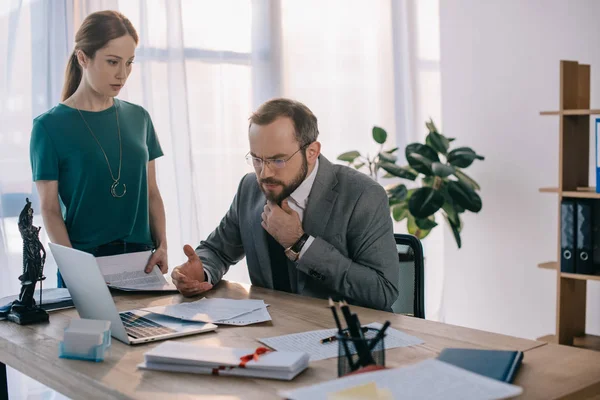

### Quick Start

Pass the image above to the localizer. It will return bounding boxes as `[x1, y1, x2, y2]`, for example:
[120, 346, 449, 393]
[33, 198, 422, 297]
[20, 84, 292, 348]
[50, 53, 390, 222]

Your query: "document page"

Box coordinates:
[259, 322, 424, 361]
[97, 251, 176, 291]
[280, 358, 523, 400]
[140, 298, 264, 323]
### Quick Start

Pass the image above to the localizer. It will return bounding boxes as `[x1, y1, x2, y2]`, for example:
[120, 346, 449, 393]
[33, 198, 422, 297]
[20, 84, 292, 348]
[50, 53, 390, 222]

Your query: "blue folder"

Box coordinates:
[437, 348, 523, 383]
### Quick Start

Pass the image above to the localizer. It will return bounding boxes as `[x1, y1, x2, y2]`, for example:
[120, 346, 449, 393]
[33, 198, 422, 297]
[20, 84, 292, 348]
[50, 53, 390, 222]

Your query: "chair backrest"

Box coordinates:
[391, 233, 425, 318]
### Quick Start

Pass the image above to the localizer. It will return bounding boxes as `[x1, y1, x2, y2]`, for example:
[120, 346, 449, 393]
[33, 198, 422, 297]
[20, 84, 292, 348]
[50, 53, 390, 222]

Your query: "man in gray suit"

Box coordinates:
[171, 99, 399, 310]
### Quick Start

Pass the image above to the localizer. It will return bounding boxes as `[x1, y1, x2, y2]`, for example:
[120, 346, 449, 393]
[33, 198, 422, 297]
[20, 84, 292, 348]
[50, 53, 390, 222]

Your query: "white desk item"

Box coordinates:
[97, 251, 177, 292]
[259, 322, 424, 361]
[59, 318, 111, 362]
[140, 298, 266, 323]
[280, 358, 523, 400]
[138, 341, 309, 380]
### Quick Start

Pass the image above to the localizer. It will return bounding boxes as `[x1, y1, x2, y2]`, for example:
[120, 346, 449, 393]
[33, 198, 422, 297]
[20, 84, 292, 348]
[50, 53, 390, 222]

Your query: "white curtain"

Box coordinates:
[1, 0, 442, 396]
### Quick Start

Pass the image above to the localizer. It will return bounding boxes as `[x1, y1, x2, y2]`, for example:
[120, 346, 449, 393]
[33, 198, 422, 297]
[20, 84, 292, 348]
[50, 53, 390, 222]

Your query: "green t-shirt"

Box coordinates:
[29, 99, 163, 251]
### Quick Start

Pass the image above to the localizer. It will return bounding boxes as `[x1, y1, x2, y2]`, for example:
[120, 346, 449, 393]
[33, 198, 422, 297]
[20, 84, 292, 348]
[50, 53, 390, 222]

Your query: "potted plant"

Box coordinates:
[337, 120, 484, 248]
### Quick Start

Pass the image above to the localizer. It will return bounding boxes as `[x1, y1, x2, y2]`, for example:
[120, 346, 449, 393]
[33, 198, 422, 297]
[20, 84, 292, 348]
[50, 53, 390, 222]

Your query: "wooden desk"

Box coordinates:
[0, 281, 599, 399]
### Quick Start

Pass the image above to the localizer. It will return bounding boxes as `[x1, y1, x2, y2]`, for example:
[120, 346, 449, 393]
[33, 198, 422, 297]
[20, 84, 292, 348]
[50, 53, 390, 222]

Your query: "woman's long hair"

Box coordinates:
[61, 10, 139, 101]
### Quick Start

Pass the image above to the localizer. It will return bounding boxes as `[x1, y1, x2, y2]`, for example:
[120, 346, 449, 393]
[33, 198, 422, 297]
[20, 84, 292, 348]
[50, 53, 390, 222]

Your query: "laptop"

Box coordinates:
[49, 243, 218, 345]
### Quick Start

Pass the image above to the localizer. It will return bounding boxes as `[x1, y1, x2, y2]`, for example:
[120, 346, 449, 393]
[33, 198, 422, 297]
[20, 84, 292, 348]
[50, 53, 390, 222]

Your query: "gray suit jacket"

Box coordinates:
[197, 155, 400, 311]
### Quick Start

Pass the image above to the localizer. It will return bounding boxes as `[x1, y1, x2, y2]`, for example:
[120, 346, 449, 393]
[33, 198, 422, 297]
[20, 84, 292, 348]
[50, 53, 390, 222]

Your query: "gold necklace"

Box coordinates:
[75, 99, 126, 198]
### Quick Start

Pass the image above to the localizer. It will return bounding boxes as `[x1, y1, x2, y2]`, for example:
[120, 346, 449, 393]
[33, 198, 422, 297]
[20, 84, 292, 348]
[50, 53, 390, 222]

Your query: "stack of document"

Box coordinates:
[138, 341, 309, 380]
[97, 251, 177, 292]
[140, 298, 272, 325]
[279, 358, 523, 399]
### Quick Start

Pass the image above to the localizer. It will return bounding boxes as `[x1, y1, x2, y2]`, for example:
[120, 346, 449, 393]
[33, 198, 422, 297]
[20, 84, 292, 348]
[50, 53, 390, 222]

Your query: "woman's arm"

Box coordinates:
[35, 180, 72, 247]
[146, 160, 168, 273]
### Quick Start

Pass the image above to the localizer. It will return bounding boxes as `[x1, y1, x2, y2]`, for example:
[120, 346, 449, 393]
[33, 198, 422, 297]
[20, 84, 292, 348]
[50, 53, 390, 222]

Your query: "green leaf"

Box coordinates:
[447, 147, 485, 168]
[337, 151, 361, 163]
[378, 152, 397, 163]
[354, 162, 365, 170]
[408, 186, 445, 218]
[453, 168, 480, 190]
[426, 130, 450, 155]
[379, 162, 418, 181]
[431, 162, 455, 178]
[446, 180, 482, 212]
[407, 213, 432, 240]
[447, 138, 456, 142]
[385, 147, 399, 153]
[372, 126, 387, 144]
[425, 118, 438, 133]
[382, 173, 395, 179]
[443, 213, 462, 248]
[406, 143, 439, 175]
[392, 203, 409, 222]
[416, 214, 438, 230]
[422, 176, 435, 187]
[442, 201, 460, 226]
[386, 183, 408, 201]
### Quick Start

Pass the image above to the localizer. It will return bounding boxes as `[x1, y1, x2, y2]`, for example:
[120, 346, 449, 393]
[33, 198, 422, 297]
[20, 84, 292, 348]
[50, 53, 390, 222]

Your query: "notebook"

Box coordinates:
[437, 348, 524, 383]
[138, 341, 310, 381]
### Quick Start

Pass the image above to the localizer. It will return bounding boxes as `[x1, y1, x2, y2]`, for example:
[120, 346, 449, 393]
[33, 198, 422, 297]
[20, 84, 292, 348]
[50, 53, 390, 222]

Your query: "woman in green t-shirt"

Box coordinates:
[30, 10, 168, 287]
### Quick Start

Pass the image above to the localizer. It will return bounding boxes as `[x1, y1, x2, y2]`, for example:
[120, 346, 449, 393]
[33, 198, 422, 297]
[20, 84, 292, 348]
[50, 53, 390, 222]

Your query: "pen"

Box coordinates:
[368, 320, 391, 351]
[320, 327, 368, 344]
[328, 298, 354, 369]
[340, 300, 375, 367]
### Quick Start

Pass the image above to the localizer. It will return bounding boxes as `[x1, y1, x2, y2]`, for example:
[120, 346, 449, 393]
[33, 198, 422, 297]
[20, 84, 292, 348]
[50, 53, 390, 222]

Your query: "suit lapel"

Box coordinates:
[297, 156, 338, 293]
[303, 155, 339, 238]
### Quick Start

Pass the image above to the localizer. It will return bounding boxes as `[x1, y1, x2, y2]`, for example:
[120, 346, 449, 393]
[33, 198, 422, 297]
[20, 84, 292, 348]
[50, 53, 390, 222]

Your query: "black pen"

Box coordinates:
[320, 327, 368, 344]
[340, 300, 375, 367]
[368, 320, 391, 351]
[328, 298, 354, 368]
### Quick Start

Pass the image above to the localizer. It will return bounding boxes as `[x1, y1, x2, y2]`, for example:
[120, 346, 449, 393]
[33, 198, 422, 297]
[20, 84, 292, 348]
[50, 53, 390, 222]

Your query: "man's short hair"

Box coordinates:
[249, 98, 319, 146]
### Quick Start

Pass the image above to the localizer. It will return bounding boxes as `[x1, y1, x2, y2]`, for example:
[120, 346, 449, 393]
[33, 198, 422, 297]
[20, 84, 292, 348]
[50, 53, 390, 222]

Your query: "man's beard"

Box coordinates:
[259, 152, 308, 205]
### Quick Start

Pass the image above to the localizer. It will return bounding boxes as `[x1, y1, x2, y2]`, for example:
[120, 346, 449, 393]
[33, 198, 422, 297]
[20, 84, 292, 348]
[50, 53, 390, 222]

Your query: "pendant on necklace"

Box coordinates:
[111, 181, 126, 198]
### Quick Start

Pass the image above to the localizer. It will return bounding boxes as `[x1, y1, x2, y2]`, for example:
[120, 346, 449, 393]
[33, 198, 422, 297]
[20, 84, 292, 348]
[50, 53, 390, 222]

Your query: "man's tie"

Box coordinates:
[266, 233, 292, 292]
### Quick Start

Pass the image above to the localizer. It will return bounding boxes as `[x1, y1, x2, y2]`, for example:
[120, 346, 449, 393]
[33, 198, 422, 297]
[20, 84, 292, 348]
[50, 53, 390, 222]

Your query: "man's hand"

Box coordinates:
[261, 199, 304, 248]
[145, 246, 168, 274]
[171, 244, 213, 297]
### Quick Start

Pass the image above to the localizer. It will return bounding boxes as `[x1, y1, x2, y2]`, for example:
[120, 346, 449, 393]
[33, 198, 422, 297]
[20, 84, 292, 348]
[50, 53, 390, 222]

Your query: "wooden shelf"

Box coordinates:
[561, 272, 600, 282]
[538, 262, 557, 270]
[540, 109, 600, 116]
[537, 334, 600, 351]
[539, 187, 600, 199]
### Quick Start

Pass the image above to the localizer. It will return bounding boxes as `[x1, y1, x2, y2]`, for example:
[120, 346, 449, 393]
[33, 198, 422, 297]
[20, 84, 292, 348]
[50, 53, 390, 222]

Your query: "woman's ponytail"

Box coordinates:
[61, 51, 82, 101]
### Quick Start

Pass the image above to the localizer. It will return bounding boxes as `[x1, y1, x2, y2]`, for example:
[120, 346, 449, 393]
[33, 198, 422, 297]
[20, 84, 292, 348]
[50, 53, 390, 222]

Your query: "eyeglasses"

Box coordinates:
[245, 144, 309, 170]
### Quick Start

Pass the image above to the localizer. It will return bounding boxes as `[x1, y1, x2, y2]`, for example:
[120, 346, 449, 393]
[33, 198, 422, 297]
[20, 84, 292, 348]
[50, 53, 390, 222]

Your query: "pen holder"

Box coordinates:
[337, 327, 385, 377]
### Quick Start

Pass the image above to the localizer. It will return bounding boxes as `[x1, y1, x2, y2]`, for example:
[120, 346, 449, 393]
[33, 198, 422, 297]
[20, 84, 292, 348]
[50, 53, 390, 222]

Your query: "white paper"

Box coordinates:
[215, 305, 272, 326]
[140, 298, 264, 323]
[96, 251, 176, 291]
[259, 322, 424, 362]
[280, 358, 523, 400]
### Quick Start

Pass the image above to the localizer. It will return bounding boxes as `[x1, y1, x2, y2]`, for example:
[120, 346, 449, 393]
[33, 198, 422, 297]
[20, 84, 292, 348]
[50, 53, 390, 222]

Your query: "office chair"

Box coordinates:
[391, 233, 425, 319]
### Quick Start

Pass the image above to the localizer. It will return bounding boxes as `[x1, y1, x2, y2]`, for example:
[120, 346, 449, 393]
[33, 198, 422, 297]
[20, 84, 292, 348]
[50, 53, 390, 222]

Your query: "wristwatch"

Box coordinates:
[284, 233, 310, 262]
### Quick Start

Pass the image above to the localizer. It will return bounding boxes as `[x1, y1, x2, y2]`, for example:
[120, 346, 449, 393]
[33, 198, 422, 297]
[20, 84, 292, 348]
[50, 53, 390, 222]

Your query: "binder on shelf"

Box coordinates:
[576, 200, 595, 275]
[560, 199, 575, 273]
[596, 118, 600, 193]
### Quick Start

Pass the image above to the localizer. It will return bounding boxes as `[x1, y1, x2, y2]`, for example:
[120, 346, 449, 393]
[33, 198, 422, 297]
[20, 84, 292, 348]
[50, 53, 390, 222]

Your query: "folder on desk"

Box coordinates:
[138, 341, 309, 381]
[437, 348, 523, 383]
[576, 200, 595, 274]
[561, 199, 576, 273]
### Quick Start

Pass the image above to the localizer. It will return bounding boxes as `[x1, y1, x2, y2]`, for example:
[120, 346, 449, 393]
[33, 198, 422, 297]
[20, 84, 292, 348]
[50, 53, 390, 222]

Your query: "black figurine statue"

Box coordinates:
[6, 198, 49, 325]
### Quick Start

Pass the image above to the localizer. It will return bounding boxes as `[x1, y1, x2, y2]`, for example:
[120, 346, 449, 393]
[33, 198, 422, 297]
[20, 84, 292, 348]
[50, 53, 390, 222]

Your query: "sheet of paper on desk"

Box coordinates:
[140, 298, 265, 323]
[214, 303, 272, 325]
[96, 251, 177, 291]
[259, 322, 424, 362]
[279, 358, 523, 400]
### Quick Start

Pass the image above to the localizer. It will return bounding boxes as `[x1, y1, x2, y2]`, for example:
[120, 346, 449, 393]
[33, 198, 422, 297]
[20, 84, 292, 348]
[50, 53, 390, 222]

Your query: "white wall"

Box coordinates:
[439, 0, 600, 340]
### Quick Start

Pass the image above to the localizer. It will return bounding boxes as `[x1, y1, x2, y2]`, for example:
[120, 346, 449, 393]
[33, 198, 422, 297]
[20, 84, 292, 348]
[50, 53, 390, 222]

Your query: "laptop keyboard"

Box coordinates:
[119, 311, 177, 339]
